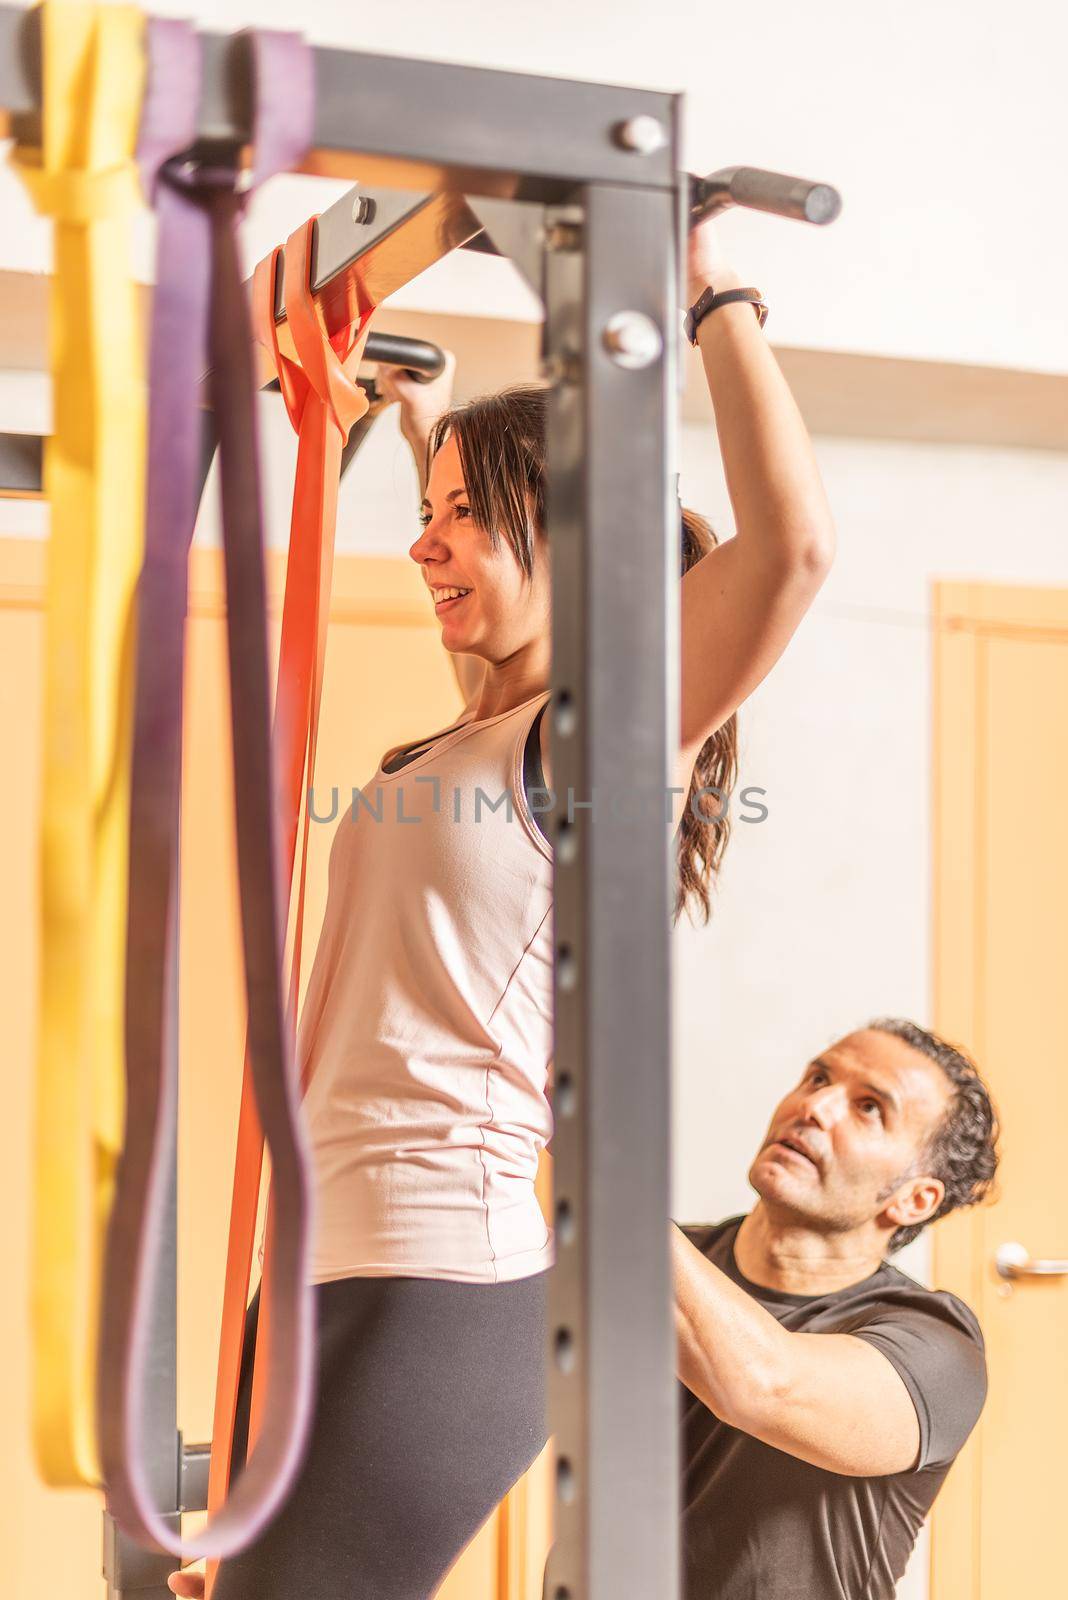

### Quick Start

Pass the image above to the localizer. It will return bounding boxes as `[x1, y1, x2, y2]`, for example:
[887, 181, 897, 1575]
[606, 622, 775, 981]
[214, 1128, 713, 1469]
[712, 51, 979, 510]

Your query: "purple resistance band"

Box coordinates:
[96, 20, 319, 1560]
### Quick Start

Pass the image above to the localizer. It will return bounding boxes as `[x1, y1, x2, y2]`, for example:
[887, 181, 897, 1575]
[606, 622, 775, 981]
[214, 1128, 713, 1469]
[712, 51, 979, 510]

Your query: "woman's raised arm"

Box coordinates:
[676, 221, 836, 799]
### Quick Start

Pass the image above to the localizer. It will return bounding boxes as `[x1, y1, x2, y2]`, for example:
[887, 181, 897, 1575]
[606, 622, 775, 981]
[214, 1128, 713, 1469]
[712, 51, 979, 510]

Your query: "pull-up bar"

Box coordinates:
[258, 164, 840, 349]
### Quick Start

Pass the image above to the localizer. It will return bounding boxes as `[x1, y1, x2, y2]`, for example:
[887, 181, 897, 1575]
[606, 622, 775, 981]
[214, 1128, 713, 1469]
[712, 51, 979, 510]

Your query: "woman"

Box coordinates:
[170, 217, 835, 1598]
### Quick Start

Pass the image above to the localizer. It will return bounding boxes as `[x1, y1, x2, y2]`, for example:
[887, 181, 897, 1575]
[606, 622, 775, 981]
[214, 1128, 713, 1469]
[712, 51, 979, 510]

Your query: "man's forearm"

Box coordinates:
[671, 1223, 791, 1428]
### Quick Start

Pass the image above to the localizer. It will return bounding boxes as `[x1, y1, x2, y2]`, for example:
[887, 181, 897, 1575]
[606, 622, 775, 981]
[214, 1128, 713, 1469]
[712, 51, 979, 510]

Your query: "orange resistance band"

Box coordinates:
[204, 216, 373, 1598]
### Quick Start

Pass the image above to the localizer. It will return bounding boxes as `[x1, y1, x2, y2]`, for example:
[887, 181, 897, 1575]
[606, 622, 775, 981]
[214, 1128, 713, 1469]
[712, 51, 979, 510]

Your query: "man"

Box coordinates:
[673, 1017, 999, 1600]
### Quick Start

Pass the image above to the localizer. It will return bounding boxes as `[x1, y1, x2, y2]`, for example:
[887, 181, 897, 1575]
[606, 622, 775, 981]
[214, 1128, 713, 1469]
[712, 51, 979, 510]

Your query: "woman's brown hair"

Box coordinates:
[676, 507, 738, 925]
[428, 385, 738, 926]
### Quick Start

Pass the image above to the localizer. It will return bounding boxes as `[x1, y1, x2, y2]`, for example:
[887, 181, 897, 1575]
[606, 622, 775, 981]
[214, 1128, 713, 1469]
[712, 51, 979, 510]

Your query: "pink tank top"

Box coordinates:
[296, 691, 555, 1285]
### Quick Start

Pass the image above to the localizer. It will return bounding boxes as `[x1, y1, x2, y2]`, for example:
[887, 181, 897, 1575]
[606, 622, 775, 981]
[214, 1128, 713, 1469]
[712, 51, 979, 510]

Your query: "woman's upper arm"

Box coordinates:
[679, 533, 829, 757]
[538, 531, 828, 812]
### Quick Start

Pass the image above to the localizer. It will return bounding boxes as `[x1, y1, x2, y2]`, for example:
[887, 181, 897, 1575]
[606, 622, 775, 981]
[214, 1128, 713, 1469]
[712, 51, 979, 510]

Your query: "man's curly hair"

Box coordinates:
[867, 1018, 1000, 1253]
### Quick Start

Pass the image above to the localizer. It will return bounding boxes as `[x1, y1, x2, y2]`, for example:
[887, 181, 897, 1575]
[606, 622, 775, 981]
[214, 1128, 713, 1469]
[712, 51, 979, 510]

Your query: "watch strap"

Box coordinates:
[684, 285, 768, 344]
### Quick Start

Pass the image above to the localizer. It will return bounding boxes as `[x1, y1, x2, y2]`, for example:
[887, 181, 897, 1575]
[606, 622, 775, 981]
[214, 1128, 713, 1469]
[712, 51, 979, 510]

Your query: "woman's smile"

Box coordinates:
[432, 587, 472, 614]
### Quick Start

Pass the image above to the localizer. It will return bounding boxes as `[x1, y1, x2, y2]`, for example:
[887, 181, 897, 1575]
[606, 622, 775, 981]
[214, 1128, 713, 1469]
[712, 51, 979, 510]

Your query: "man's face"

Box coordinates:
[748, 1030, 953, 1240]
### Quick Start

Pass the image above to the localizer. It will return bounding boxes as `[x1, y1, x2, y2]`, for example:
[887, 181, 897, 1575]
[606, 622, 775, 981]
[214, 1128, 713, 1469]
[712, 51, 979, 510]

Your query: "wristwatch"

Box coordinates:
[683, 285, 768, 346]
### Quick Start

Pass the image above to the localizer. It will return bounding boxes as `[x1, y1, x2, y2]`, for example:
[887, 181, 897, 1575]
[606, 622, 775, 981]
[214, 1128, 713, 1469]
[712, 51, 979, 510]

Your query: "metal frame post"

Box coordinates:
[543, 172, 681, 1599]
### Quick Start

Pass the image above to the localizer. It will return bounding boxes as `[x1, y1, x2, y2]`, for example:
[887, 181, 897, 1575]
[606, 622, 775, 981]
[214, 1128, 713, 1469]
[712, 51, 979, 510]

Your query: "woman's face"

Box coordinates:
[409, 432, 550, 662]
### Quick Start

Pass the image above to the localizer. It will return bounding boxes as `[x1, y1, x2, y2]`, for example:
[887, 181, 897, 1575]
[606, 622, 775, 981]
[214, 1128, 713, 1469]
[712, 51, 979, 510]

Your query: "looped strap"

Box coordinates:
[254, 219, 373, 439]
[96, 18, 319, 1564]
[11, 0, 147, 1490]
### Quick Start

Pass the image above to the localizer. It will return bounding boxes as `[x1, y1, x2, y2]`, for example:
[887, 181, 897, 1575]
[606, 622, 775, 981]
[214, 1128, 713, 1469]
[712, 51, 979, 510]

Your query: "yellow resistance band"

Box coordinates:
[11, 1, 146, 1487]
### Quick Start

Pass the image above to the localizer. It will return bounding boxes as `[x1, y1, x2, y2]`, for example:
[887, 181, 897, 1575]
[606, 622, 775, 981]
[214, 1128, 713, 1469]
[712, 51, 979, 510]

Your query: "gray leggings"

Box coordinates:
[212, 1271, 549, 1600]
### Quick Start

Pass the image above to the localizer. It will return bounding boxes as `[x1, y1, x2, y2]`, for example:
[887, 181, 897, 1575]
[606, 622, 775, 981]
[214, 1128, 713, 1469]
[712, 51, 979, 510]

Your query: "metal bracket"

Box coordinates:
[464, 194, 548, 306]
[103, 1511, 183, 1599]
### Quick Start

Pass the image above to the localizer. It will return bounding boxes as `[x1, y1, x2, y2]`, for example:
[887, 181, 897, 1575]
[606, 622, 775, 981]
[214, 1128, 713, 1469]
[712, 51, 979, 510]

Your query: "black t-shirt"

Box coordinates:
[679, 1217, 987, 1600]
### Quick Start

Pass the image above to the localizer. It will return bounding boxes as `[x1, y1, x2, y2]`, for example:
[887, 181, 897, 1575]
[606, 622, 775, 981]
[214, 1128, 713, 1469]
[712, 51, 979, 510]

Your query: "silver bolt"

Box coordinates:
[351, 193, 377, 226]
[614, 114, 668, 155]
[602, 311, 664, 370]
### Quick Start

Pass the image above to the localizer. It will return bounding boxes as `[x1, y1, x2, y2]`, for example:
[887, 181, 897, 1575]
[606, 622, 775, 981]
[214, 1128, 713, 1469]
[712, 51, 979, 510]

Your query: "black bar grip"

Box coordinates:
[690, 166, 842, 227]
[364, 332, 446, 384]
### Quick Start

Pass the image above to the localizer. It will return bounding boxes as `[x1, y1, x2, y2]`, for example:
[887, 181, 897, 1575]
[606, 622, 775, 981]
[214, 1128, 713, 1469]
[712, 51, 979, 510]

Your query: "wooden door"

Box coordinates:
[932, 580, 1068, 1599]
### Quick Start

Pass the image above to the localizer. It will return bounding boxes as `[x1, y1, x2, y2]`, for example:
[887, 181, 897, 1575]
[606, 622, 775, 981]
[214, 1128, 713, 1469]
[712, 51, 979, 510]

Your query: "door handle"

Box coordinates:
[995, 1241, 1068, 1280]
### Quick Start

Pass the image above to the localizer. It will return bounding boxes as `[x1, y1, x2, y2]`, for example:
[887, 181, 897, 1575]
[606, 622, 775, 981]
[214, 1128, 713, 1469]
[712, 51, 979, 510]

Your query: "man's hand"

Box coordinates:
[167, 1567, 205, 1598]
